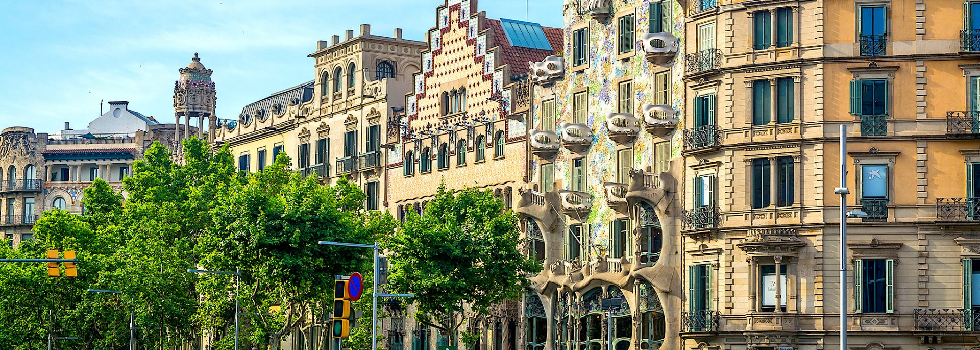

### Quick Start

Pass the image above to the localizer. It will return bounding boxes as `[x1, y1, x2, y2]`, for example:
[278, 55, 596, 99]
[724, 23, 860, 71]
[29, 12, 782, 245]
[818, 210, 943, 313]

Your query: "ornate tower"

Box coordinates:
[173, 53, 217, 151]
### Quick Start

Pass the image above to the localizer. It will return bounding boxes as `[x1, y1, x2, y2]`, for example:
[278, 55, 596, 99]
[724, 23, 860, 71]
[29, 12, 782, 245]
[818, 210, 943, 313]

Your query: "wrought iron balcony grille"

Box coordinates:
[2, 179, 43, 192]
[4, 215, 14, 225]
[860, 115, 887, 136]
[359, 151, 382, 169]
[681, 310, 719, 332]
[861, 198, 888, 222]
[860, 34, 887, 56]
[689, 0, 718, 14]
[937, 198, 980, 221]
[685, 49, 722, 74]
[684, 205, 718, 230]
[913, 308, 980, 332]
[22, 214, 37, 225]
[684, 125, 720, 150]
[962, 30, 980, 52]
[336, 156, 358, 174]
[947, 111, 980, 136]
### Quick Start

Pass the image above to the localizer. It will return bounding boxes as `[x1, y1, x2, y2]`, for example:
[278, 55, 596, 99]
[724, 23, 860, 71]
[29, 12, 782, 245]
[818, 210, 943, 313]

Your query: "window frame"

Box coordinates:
[759, 264, 788, 312]
[572, 27, 589, 68]
[573, 91, 588, 124]
[618, 80, 633, 114]
[752, 80, 772, 125]
[752, 10, 772, 50]
[618, 13, 635, 55]
[541, 99, 556, 131]
[854, 258, 895, 314]
[751, 158, 771, 209]
[571, 157, 587, 192]
[494, 131, 505, 159]
[776, 7, 794, 48]
[540, 163, 554, 193]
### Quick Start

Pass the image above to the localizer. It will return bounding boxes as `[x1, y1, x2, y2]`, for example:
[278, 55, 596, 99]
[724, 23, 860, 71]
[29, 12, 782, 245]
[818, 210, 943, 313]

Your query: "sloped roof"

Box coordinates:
[240, 81, 315, 119]
[486, 18, 563, 78]
[129, 109, 160, 126]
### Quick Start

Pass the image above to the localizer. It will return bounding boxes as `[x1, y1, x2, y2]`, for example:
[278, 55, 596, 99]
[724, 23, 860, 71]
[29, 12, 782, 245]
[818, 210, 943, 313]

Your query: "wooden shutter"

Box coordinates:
[885, 259, 894, 313]
[970, 163, 977, 199]
[850, 80, 863, 115]
[883, 80, 890, 115]
[966, 259, 974, 320]
[973, 76, 980, 112]
[694, 176, 704, 207]
[707, 94, 717, 125]
[706, 265, 714, 311]
[689, 265, 697, 312]
[609, 221, 618, 258]
[706, 175, 716, 206]
[854, 259, 863, 313]
[649, 2, 663, 32]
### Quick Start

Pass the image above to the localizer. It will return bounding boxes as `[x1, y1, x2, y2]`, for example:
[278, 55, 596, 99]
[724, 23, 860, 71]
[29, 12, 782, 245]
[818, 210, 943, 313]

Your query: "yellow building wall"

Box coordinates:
[924, 0, 970, 41]
[925, 60, 972, 118]
[821, 141, 918, 206]
[824, 0, 917, 44]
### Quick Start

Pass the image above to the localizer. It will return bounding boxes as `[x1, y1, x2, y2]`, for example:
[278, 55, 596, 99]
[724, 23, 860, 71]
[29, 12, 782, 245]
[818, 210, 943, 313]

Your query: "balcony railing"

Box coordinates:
[937, 197, 980, 221]
[685, 49, 722, 74]
[2, 214, 38, 226]
[1, 179, 43, 192]
[684, 125, 719, 151]
[861, 198, 888, 222]
[947, 111, 980, 136]
[359, 151, 382, 170]
[913, 308, 980, 332]
[336, 156, 358, 174]
[684, 205, 718, 230]
[689, 0, 718, 14]
[860, 115, 887, 136]
[962, 30, 980, 52]
[300, 164, 330, 178]
[860, 34, 887, 56]
[681, 310, 719, 332]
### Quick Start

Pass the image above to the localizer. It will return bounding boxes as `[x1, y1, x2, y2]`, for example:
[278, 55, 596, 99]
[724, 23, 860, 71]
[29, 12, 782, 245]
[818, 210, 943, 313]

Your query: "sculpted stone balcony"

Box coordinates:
[606, 113, 640, 144]
[528, 55, 563, 85]
[578, 0, 611, 22]
[642, 104, 679, 138]
[641, 32, 679, 64]
[559, 123, 592, 153]
[625, 168, 663, 207]
[603, 182, 628, 209]
[558, 190, 592, 217]
[515, 187, 559, 232]
[528, 130, 560, 158]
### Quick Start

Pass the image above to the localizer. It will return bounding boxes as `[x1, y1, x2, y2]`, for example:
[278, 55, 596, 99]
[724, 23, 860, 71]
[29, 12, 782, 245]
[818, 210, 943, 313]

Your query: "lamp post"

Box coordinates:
[834, 125, 868, 350]
[188, 268, 240, 350]
[86, 289, 133, 350]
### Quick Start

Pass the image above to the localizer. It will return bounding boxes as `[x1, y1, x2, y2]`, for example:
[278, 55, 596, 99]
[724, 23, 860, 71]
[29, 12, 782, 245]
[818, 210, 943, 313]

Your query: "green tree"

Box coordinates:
[381, 185, 540, 348]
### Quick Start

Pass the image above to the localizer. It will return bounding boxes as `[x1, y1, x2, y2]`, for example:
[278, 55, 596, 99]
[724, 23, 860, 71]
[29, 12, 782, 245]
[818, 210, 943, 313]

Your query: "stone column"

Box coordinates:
[175, 115, 182, 148]
[769, 79, 777, 125]
[774, 255, 783, 313]
[748, 257, 757, 312]
[770, 157, 778, 207]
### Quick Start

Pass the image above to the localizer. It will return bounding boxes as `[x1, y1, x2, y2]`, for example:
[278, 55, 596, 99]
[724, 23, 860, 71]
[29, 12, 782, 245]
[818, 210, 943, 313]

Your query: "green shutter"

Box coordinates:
[694, 176, 703, 208]
[609, 221, 617, 258]
[707, 175, 715, 205]
[689, 265, 697, 312]
[854, 259, 863, 313]
[850, 80, 863, 115]
[883, 80, 890, 115]
[885, 259, 894, 313]
[706, 265, 714, 311]
[970, 163, 976, 199]
[965, 259, 974, 316]
[973, 76, 980, 112]
[707, 94, 716, 125]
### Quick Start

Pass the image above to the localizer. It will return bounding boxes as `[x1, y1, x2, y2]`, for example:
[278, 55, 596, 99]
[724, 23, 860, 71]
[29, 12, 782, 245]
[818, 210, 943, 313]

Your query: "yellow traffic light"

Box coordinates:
[333, 299, 352, 318]
[63, 251, 77, 278]
[331, 319, 350, 338]
[46, 250, 60, 277]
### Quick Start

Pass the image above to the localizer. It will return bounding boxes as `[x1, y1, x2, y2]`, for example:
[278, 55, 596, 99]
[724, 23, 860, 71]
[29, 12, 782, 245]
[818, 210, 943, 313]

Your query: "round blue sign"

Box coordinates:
[348, 272, 364, 301]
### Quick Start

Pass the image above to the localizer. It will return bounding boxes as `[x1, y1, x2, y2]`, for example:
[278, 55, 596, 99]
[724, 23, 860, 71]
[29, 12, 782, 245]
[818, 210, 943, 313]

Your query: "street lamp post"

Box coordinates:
[834, 125, 868, 350]
[188, 269, 240, 350]
[86, 289, 133, 350]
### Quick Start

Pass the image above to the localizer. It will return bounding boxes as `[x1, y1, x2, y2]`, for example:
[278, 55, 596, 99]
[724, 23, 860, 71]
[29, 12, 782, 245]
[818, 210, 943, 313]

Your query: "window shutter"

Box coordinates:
[694, 96, 704, 126]
[650, 2, 663, 32]
[609, 221, 618, 258]
[885, 259, 894, 313]
[883, 80, 890, 115]
[854, 259, 863, 313]
[707, 94, 716, 125]
[694, 176, 704, 207]
[706, 265, 714, 311]
[850, 80, 863, 115]
[965, 259, 974, 322]
[707, 175, 716, 206]
[973, 77, 980, 112]
[689, 265, 697, 312]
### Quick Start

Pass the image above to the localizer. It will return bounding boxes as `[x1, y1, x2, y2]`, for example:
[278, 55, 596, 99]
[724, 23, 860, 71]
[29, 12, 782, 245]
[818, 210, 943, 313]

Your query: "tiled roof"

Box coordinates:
[129, 109, 160, 126]
[486, 19, 563, 78]
[239, 81, 315, 119]
[42, 148, 136, 154]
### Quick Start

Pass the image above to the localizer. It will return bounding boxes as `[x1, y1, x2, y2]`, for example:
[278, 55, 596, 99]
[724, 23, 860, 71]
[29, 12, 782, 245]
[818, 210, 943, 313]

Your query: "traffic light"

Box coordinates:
[332, 277, 352, 338]
[63, 251, 77, 278]
[46, 250, 60, 277]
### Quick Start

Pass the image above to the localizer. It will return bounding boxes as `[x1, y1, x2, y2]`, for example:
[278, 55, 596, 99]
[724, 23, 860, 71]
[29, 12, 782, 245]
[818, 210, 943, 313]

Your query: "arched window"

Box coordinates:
[7, 166, 15, 188]
[320, 71, 329, 96]
[578, 288, 603, 349]
[437, 143, 449, 170]
[459, 88, 466, 111]
[420, 148, 432, 173]
[475, 136, 486, 162]
[376, 61, 396, 80]
[526, 219, 544, 263]
[347, 63, 357, 88]
[494, 131, 505, 158]
[403, 151, 415, 176]
[450, 89, 459, 114]
[456, 140, 467, 166]
[524, 293, 547, 350]
[639, 281, 666, 349]
[52, 197, 66, 211]
[24, 165, 36, 190]
[608, 287, 632, 350]
[333, 67, 343, 93]
[637, 202, 663, 267]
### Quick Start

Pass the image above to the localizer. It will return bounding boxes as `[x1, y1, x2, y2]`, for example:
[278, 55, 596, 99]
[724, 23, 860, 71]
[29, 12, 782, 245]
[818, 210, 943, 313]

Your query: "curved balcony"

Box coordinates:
[558, 190, 592, 216]
[529, 55, 564, 85]
[642, 104, 678, 138]
[603, 182, 628, 208]
[515, 187, 560, 232]
[559, 123, 592, 153]
[606, 113, 640, 144]
[581, 0, 612, 22]
[640, 32, 679, 64]
[528, 130, 560, 158]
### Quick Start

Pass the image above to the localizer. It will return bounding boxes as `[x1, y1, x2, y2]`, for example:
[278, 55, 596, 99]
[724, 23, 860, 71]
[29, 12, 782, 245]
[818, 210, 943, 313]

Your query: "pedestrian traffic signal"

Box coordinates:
[63, 251, 77, 278]
[46, 250, 60, 277]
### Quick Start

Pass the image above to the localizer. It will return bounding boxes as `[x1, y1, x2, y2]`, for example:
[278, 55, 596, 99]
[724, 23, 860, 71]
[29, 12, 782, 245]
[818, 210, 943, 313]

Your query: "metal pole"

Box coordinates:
[235, 268, 240, 350]
[372, 244, 379, 350]
[606, 311, 612, 350]
[129, 308, 134, 350]
[839, 124, 848, 350]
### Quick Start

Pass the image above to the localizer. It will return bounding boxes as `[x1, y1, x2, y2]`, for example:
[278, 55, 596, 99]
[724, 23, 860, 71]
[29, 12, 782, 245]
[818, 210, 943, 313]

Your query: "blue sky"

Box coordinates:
[0, 0, 564, 133]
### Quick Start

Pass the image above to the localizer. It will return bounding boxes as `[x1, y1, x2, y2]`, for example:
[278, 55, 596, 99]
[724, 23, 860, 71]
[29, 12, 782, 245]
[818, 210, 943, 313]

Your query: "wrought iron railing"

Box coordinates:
[860, 115, 887, 136]
[2, 179, 43, 192]
[2, 214, 37, 226]
[962, 30, 980, 52]
[913, 308, 980, 332]
[681, 310, 719, 332]
[684, 125, 720, 150]
[937, 198, 980, 221]
[689, 0, 718, 14]
[684, 205, 718, 230]
[685, 49, 722, 74]
[336, 156, 358, 174]
[512, 79, 532, 113]
[359, 151, 382, 169]
[860, 34, 887, 56]
[947, 111, 980, 136]
[22, 214, 37, 225]
[861, 198, 888, 222]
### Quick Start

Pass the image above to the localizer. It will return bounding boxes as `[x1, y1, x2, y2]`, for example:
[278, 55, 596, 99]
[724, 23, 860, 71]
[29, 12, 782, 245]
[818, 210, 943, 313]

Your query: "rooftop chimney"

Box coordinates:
[64, 122, 71, 131]
[317, 40, 329, 50]
[346, 30, 354, 40]
[395, 28, 403, 40]
[360, 24, 371, 36]
[332, 35, 340, 45]
[108, 101, 129, 110]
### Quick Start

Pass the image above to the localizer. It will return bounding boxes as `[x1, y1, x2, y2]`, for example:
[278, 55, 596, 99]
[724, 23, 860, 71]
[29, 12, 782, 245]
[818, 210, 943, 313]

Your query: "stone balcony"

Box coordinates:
[606, 113, 640, 144]
[642, 104, 679, 138]
[641, 32, 679, 65]
[558, 190, 592, 217]
[528, 130, 560, 158]
[603, 182, 628, 209]
[559, 123, 592, 153]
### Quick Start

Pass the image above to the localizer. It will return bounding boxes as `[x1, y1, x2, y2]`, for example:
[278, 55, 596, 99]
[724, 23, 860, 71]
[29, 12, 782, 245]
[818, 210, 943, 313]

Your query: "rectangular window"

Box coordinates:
[695, 175, 714, 207]
[751, 158, 771, 209]
[238, 154, 250, 173]
[859, 6, 887, 55]
[653, 142, 670, 174]
[760, 265, 787, 312]
[969, 162, 980, 199]
[6, 200, 14, 222]
[315, 139, 327, 165]
[344, 130, 358, 157]
[272, 144, 284, 161]
[654, 70, 671, 107]
[752, 80, 771, 125]
[573, 28, 588, 66]
[753, 10, 772, 50]
[963, 259, 980, 314]
[540, 163, 554, 193]
[609, 219, 630, 259]
[567, 224, 585, 261]
[23, 198, 34, 222]
[855, 259, 894, 313]
[571, 157, 586, 192]
[849, 79, 889, 116]
[618, 14, 635, 54]
[541, 99, 556, 131]
[366, 181, 379, 211]
[89, 167, 100, 181]
[689, 264, 712, 312]
[617, 148, 633, 184]
[967, 3, 980, 51]
[776, 77, 795, 123]
[366, 125, 381, 152]
[694, 94, 716, 127]
[59, 168, 69, 182]
[257, 149, 267, 171]
[861, 164, 888, 199]
[776, 7, 793, 47]
[649, 2, 671, 33]
[697, 22, 716, 51]
[118, 166, 129, 180]
[618, 80, 633, 114]
[776, 156, 795, 207]
[972, 76, 980, 112]
[298, 143, 311, 169]
[573, 92, 588, 124]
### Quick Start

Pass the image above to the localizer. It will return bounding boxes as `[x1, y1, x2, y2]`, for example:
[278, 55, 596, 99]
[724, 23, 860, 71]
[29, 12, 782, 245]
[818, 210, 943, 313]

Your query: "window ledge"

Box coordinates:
[571, 64, 588, 73]
[475, 159, 486, 164]
[616, 51, 633, 61]
[494, 155, 505, 160]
